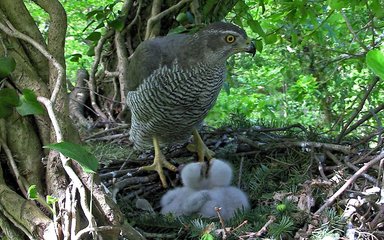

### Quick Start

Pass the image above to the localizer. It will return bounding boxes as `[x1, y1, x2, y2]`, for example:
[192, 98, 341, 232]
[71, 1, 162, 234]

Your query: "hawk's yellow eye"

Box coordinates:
[225, 35, 236, 43]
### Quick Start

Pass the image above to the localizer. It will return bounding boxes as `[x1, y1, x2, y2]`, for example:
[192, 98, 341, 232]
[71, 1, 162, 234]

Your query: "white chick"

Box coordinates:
[197, 186, 250, 220]
[198, 159, 250, 220]
[161, 159, 250, 220]
[206, 159, 233, 188]
[160, 162, 209, 216]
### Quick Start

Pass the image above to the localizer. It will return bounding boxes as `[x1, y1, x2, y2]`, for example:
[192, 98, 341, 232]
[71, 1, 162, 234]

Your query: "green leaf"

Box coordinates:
[265, 34, 278, 44]
[0, 88, 20, 118]
[67, 53, 82, 62]
[95, 12, 106, 21]
[202, 0, 217, 17]
[366, 49, 384, 80]
[87, 45, 96, 56]
[327, 0, 346, 10]
[27, 185, 38, 200]
[168, 26, 188, 35]
[85, 32, 101, 42]
[200, 233, 214, 240]
[176, 12, 188, 23]
[86, 8, 103, 19]
[0, 56, 16, 79]
[255, 39, 263, 53]
[16, 89, 45, 116]
[247, 19, 265, 37]
[108, 18, 124, 31]
[371, 0, 384, 18]
[46, 195, 59, 205]
[276, 203, 287, 212]
[44, 141, 99, 173]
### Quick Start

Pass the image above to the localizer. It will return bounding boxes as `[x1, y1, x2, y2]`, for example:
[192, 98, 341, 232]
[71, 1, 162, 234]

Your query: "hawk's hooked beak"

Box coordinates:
[246, 41, 256, 57]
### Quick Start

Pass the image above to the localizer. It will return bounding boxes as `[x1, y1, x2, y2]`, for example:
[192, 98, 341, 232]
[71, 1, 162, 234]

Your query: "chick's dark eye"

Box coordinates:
[225, 35, 236, 43]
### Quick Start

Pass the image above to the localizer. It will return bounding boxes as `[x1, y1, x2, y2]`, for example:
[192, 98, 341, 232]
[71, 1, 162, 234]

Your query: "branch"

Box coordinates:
[341, 11, 370, 52]
[344, 103, 384, 140]
[0, 19, 64, 104]
[0, 137, 28, 197]
[89, 31, 114, 121]
[145, 0, 192, 39]
[0, 0, 49, 82]
[37, 96, 97, 236]
[337, 77, 380, 142]
[32, 0, 67, 100]
[314, 151, 384, 215]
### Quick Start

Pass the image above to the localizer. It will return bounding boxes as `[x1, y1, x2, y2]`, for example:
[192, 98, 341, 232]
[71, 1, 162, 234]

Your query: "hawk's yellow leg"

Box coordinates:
[192, 129, 215, 162]
[139, 137, 177, 188]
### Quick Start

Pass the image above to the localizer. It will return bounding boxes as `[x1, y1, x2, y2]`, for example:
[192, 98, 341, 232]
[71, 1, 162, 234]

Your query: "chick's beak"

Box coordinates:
[246, 41, 256, 57]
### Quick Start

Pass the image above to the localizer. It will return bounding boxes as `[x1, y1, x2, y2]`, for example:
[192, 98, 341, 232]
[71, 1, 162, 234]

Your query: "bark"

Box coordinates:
[69, 69, 92, 129]
[0, 0, 144, 238]
[0, 159, 54, 239]
[4, 113, 44, 193]
[0, 0, 49, 82]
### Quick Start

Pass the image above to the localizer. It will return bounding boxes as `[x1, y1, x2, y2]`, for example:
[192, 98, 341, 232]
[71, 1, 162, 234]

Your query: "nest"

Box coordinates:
[86, 123, 384, 239]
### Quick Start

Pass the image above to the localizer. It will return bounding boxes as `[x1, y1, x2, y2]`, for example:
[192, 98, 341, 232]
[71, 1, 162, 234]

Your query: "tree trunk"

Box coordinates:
[0, 0, 144, 239]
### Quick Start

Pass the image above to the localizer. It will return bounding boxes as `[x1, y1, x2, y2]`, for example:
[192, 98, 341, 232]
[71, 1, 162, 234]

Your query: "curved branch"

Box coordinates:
[343, 103, 384, 139]
[31, 0, 67, 104]
[145, 0, 192, 39]
[0, 19, 65, 104]
[89, 31, 114, 121]
[314, 151, 384, 215]
[337, 76, 380, 142]
[37, 96, 97, 236]
[0, 0, 49, 82]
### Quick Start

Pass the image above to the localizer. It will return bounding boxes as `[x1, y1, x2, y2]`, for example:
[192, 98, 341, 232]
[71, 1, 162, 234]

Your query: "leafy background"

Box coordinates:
[26, 0, 384, 138]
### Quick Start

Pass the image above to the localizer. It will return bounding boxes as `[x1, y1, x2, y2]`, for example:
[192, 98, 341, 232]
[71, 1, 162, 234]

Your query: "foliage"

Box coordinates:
[44, 141, 99, 173]
[207, 0, 384, 138]
[0, 88, 45, 118]
[25, 0, 121, 81]
[310, 208, 345, 240]
[25, 0, 384, 137]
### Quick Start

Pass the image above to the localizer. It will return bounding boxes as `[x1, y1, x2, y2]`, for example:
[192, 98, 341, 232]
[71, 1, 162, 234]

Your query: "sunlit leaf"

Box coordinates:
[0, 56, 16, 79]
[16, 89, 45, 116]
[46, 195, 59, 205]
[27, 185, 38, 200]
[0, 88, 20, 118]
[371, 0, 384, 18]
[44, 141, 99, 173]
[327, 0, 346, 10]
[366, 49, 384, 80]
[200, 233, 214, 240]
[176, 12, 188, 23]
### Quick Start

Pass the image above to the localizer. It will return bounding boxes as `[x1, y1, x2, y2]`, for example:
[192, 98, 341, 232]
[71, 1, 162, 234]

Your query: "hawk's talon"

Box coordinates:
[192, 129, 215, 162]
[139, 137, 177, 188]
